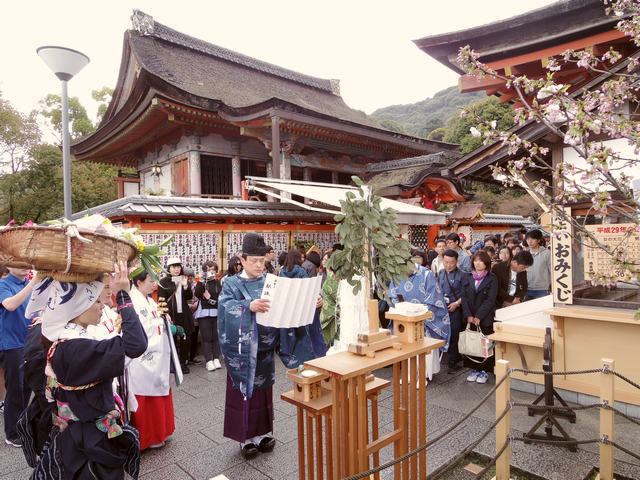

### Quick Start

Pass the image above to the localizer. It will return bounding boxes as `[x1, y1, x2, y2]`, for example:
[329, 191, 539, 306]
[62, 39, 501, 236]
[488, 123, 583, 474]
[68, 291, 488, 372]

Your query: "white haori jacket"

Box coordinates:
[128, 287, 171, 398]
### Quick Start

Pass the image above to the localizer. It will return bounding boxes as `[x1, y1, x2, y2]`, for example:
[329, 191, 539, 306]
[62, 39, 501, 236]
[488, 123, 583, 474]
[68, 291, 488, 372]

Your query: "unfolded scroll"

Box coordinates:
[256, 273, 322, 328]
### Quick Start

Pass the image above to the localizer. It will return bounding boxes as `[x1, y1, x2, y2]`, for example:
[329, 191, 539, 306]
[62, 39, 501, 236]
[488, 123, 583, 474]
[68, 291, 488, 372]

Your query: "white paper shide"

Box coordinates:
[256, 273, 322, 328]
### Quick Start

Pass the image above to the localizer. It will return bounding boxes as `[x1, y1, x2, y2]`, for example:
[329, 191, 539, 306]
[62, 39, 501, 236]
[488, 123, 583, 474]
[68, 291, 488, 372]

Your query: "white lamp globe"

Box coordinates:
[37, 46, 90, 81]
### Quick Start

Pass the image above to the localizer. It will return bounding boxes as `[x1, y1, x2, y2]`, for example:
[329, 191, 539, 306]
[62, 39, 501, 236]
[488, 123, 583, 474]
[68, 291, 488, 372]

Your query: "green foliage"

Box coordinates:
[327, 176, 413, 300]
[443, 97, 515, 153]
[0, 93, 119, 223]
[427, 127, 447, 141]
[92, 86, 113, 125]
[39, 93, 95, 141]
[371, 86, 485, 138]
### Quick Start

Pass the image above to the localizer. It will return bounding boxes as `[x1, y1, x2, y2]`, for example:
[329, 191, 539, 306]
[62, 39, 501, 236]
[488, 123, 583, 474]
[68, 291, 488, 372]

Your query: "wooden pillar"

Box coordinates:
[600, 358, 615, 480]
[303, 167, 312, 204]
[331, 170, 339, 184]
[231, 143, 242, 198]
[188, 150, 201, 196]
[495, 359, 511, 480]
[551, 145, 564, 200]
[271, 115, 280, 179]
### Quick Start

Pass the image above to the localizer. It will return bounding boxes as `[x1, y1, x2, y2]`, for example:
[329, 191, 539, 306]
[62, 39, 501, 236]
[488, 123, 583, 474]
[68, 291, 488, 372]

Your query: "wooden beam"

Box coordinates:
[459, 74, 505, 93]
[486, 29, 628, 70]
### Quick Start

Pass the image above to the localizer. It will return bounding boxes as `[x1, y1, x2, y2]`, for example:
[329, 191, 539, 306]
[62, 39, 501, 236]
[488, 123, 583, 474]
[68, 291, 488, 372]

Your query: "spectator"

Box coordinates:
[431, 238, 446, 275]
[461, 251, 498, 385]
[276, 252, 287, 275]
[493, 251, 533, 308]
[0, 267, 39, 447]
[484, 236, 498, 250]
[222, 256, 243, 285]
[280, 249, 307, 278]
[195, 261, 223, 372]
[445, 233, 472, 273]
[264, 246, 276, 274]
[511, 244, 523, 256]
[410, 249, 427, 267]
[497, 245, 513, 264]
[525, 229, 551, 299]
[158, 257, 195, 374]
[302, 250, 321, 278]
[484, 245, 497, 264]
[437, 249, 469, 373]
[183, 267, 201, 365]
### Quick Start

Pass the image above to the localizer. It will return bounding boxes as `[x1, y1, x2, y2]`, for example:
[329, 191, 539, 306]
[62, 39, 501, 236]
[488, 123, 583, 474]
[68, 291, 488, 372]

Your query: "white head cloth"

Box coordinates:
[26, 278, 104, 341]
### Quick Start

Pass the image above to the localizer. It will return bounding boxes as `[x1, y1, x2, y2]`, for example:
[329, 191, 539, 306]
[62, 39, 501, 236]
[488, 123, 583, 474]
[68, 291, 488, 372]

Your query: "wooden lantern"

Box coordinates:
[385, 311, 432, 344]
[287, 368, 328, 403]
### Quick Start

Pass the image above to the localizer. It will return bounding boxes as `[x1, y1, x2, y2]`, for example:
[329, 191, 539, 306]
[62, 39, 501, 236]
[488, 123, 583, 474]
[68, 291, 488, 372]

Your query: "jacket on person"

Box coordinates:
[194, 277, 222, 311]
[158, 276, 195, 333]
[492, 261, 527, 306]
[461, 272, 499, 328]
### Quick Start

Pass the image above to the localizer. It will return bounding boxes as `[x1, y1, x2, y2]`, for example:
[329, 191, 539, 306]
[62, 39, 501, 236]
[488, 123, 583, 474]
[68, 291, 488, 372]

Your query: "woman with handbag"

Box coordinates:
[461, 250, 498, 384]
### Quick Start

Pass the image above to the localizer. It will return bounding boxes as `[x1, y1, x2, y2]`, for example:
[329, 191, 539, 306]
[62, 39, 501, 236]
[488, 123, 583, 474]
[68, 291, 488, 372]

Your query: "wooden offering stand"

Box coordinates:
[385, 311, 432, 344]
[282, 372, 389, 480]
[348, 299, 402, 358]
[305, 337, 444, 480]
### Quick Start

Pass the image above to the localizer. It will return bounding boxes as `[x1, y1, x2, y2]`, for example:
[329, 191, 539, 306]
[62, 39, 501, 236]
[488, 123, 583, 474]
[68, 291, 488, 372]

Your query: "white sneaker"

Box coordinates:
[213, 359, 222, 370]
[476, 372, 489, 384]
[466, 370, 479, 382]
[206, 360, 215, 372]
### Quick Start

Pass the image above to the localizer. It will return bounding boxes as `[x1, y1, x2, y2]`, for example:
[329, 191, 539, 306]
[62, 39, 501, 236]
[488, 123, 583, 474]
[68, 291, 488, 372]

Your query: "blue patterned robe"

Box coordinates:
[389, 265, 451, 351]
[217, 273, 317, 400]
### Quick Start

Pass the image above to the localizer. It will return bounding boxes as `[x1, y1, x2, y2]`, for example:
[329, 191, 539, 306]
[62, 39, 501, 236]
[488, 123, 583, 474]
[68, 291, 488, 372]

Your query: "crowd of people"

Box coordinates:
[0, 227, 551, 476]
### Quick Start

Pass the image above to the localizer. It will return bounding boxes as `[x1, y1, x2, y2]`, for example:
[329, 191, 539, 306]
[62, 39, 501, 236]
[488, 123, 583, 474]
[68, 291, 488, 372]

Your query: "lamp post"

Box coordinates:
[37, 46, 90, 219]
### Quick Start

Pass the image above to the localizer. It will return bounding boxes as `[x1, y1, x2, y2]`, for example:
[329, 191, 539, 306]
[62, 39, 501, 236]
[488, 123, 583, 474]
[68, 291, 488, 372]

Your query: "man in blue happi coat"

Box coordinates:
[388, 263, 451, 350]
[218, 233, 317, 459]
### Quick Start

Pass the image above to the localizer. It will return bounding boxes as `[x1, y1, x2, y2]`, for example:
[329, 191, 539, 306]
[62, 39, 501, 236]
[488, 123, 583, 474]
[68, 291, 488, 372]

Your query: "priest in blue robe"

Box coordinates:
[218, 233, 317, 459]
[389, 263, 451, 350]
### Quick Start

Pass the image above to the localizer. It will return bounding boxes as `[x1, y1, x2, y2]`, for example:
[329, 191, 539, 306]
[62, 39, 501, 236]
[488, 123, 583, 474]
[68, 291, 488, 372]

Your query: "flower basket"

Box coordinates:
[0, 225, 137, 282]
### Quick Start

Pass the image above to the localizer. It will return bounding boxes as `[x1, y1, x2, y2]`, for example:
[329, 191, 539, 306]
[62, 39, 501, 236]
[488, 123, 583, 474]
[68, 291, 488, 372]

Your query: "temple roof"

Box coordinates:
[73, 10, 454, 163]
[123, 10, 378, 127]
[70, 195, 334, 222]
[414, 0, 616, 74]
[366, 153, 456, 189]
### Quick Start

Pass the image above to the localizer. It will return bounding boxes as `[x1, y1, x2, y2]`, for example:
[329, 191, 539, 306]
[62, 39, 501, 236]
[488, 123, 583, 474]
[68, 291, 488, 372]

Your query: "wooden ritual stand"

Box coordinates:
[282, 375, 390, 480]
[304, 337, 444, 480]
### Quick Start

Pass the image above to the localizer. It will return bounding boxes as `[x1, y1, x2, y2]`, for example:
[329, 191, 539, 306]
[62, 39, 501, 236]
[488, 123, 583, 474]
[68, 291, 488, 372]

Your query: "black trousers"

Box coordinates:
[198, 316, 220, 362]
[0, 347, 30, 440]
[176, 334, 191, 367]
[447, 310, 463, 366]
[189, 326, 200, 361]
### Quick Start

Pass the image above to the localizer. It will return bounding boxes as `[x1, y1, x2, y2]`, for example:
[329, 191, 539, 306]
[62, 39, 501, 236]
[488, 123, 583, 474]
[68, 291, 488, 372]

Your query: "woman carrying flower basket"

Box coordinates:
[28, 262, 148, 480]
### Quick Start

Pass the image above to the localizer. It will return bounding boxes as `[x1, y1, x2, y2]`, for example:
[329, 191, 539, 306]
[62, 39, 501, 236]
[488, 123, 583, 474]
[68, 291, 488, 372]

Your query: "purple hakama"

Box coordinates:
[223, 374, 273, 442]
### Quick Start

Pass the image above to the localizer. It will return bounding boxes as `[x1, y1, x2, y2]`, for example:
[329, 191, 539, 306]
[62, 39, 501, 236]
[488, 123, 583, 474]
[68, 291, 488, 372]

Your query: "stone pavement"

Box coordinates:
[2, 358, 640, 480]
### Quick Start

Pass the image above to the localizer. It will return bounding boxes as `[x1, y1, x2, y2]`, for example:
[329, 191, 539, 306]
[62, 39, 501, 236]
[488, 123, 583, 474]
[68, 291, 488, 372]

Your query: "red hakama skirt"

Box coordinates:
[133, 389, 175, 450]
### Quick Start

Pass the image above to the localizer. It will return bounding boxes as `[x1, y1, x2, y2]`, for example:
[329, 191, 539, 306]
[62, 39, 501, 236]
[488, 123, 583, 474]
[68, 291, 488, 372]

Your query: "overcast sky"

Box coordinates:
[3, 0, 555, 122]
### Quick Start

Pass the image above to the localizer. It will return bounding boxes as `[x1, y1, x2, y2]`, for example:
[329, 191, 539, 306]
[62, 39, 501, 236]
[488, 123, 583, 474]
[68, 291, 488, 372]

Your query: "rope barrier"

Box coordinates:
[341, 365, 640, 480]
[510, 367, 602, 376]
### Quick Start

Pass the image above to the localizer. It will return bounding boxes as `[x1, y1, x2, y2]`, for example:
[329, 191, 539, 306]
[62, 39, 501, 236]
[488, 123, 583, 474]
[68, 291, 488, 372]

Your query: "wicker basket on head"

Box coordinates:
[0, 226, 137, 281]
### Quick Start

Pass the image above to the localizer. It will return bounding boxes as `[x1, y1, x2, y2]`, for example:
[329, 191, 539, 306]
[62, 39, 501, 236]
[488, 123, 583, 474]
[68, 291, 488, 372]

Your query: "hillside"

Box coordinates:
[371, 86, 485, 138]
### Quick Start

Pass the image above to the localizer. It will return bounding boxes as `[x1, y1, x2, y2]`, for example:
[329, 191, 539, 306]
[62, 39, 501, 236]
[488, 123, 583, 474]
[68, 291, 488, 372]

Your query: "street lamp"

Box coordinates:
[37, 46, 90, 219]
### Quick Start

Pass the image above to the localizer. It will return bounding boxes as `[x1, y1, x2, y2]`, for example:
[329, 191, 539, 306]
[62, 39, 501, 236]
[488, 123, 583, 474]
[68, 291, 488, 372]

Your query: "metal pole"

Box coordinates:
[61, 80, 72, 219]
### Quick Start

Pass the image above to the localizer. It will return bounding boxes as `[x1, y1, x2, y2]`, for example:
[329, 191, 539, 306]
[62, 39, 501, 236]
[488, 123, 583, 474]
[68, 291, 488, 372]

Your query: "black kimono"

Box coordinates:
[32, 291, 148, 480]
[461, 272, 498, 373]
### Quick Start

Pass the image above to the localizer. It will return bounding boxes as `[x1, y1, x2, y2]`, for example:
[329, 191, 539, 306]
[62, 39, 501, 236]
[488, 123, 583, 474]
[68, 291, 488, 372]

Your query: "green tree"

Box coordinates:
[443, 97, 515, 154]
[39, 93, 95, 141]
[92, 86, 114, 125]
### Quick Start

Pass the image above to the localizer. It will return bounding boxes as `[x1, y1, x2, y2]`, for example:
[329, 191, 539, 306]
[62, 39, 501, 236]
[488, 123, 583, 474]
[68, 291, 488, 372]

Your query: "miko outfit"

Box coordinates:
[218, 234, 317, 453]
[0, 273, 32, 444]
[129, 286, 175, 450]
[27, 280, 148, 480]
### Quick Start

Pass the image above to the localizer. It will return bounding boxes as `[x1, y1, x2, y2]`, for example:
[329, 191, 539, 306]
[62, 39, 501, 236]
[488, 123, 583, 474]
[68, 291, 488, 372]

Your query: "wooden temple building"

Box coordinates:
[70, 10, 470, 269]
[416, 0, 640, 415]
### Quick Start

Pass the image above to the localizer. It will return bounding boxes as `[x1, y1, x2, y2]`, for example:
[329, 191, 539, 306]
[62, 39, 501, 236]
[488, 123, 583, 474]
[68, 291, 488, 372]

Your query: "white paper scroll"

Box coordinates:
[256, 273, 322, 328]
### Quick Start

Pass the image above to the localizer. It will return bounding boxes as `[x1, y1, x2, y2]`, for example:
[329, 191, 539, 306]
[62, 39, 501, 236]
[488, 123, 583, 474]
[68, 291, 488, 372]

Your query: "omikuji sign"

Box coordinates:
[552, 208, 573, 304]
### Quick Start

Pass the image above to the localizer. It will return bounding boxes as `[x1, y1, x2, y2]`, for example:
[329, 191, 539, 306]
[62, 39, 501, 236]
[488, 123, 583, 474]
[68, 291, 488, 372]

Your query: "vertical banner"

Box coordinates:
[551, 207, 573, 304]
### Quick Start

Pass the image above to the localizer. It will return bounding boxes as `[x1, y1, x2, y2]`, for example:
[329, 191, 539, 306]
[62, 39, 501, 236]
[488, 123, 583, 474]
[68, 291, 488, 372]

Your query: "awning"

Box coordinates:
[246, 177, 446, 225]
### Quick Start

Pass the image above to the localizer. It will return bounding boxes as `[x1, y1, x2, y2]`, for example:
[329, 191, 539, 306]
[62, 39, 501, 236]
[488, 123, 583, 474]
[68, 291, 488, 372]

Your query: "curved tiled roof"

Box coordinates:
[128, 10, 379, 128]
